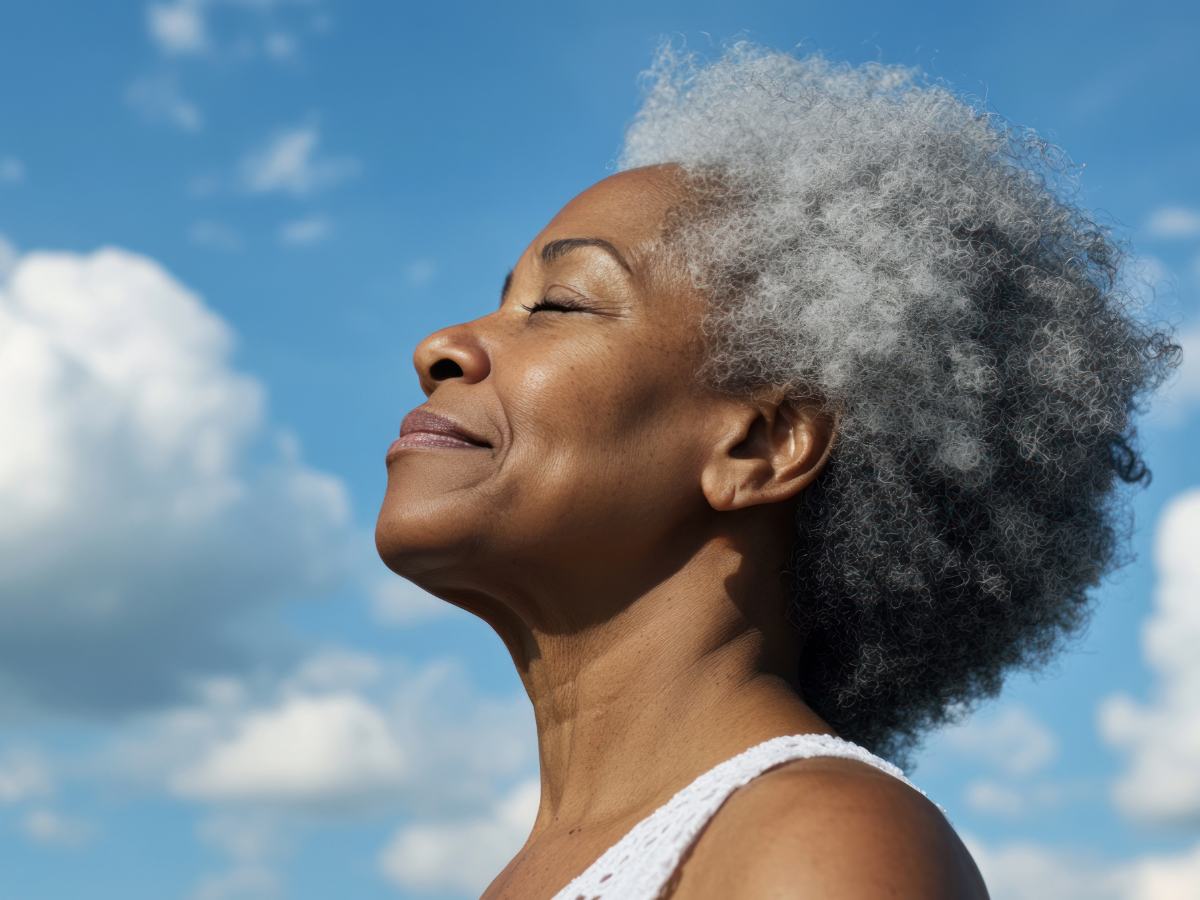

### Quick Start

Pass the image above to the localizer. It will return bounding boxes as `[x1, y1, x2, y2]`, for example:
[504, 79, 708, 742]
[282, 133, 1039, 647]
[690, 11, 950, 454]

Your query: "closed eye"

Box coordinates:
[521, 297, 588, 314]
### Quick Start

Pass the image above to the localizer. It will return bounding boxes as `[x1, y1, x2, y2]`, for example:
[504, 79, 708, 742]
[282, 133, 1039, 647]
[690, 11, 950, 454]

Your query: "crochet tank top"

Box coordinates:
[549, 732, 943, 900]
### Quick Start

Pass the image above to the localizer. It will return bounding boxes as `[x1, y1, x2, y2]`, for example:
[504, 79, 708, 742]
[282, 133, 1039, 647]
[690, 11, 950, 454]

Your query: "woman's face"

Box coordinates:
[375, 165, 750, 623]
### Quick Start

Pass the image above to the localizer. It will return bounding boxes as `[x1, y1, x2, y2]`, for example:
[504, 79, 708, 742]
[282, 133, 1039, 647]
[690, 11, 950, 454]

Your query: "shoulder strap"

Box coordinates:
[551, 733, 940, 900]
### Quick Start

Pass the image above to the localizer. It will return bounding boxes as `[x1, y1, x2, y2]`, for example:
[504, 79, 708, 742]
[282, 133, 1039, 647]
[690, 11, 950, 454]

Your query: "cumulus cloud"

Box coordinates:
[278, 215, 332, 246]
[1146, 206, 1200, 240]
[919, 703, 1067, 820]
[0, 234, 18, 278]
[146, 0, 318, 62]
[0, 244, 353, 716]
[105, 647, 535, 817]
[199, 810, 289, 862]
[964, 832, 1200, 900]
[190, 866, 280, 900]
[20, 807, 93, 847]
[1100, 489, 1200, 825]
[173, 692, 409, 807]
[378, 777, 539, 895]
[0, 745, 53, 803]
[190, 865, 281, 900]
[90, 647, 532, 897]
[239, 124, 360, 196]
[962, 778, 1080, 818]
[190, 812, 288, 900]
[368, 574, 457, 626]
[125, 73, 204, 132]
[147, 1, 209, 55]
[935, 703, 1059, 778]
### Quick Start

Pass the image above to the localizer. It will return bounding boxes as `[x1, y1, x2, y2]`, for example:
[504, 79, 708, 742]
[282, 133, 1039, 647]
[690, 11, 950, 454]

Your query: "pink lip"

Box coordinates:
[387, 407, 491, 462]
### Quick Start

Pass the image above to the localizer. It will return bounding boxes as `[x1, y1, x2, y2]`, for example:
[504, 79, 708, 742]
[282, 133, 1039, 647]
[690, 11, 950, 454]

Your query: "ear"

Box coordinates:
[700, 389, 837, 513]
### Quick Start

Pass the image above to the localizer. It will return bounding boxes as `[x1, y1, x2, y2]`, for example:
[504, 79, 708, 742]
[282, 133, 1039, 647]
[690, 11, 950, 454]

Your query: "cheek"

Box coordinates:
[509, 333, 672, 456]
[495, 332, 704, 525]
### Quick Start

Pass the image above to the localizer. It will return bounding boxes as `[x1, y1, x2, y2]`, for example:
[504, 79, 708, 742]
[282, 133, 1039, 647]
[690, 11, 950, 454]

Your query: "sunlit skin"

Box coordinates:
[375, 165, 988, 899]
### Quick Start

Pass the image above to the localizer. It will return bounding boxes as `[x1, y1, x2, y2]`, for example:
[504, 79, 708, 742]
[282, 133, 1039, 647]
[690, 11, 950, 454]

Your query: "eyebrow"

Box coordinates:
[540, 237, 632, 273]
[498, 236, 633, 307]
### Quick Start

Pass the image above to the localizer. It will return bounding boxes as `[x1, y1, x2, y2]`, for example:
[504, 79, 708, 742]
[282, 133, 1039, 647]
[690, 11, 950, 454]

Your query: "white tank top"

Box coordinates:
[549, 732, 944, 900]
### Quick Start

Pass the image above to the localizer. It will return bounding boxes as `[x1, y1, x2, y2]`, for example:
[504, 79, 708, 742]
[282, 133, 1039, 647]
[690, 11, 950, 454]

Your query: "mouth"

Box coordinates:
[387, 407, 492, 462]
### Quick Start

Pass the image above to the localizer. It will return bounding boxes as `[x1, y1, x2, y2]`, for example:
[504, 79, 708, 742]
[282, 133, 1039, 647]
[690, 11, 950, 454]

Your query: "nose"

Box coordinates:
[412, 322, 492, 397]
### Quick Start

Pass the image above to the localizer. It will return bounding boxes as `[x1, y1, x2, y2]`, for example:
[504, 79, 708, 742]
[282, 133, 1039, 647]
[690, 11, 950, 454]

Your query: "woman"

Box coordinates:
[375, 43, 1177, 899]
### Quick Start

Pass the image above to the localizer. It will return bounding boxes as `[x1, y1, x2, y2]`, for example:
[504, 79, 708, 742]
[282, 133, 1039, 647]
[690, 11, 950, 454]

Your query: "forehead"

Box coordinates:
[527, 165, 687, 265]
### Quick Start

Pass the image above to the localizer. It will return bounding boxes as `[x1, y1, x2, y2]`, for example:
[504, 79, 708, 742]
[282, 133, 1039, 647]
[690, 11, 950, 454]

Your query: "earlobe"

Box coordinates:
[699, 466, 738, 512]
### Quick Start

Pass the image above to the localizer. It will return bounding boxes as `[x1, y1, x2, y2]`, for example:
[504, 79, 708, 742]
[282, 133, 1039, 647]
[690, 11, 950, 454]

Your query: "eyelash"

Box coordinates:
[521, 297, 587, 314]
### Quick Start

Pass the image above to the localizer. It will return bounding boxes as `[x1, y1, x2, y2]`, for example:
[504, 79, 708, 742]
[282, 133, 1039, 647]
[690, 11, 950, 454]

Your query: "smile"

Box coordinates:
[385, 432, 491, 463]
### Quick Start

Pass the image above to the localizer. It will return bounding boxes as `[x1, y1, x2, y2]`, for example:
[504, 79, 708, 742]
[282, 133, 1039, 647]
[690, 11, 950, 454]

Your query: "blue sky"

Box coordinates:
[1, 1, 1198, 898]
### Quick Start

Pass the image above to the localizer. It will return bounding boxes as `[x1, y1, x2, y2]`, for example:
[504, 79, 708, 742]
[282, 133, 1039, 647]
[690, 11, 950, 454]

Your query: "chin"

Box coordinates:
[374, 503, 478, 581]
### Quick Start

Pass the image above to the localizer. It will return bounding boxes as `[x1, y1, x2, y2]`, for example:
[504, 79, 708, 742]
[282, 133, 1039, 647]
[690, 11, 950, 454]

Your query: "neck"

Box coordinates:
[497, 535, 835, 838]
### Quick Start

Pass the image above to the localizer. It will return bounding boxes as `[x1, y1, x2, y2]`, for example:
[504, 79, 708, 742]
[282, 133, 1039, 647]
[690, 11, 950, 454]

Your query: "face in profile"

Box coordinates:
[375, 166, 748, 627]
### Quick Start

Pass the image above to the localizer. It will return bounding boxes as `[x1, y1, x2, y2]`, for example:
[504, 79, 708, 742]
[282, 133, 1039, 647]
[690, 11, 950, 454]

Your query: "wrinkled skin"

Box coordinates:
[374, 166, 983, 899]
[376, 164, 829, 642]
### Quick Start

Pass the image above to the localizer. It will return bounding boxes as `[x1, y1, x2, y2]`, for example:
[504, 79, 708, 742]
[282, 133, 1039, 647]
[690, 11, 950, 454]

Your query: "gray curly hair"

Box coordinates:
[619, 41, 1180, 767]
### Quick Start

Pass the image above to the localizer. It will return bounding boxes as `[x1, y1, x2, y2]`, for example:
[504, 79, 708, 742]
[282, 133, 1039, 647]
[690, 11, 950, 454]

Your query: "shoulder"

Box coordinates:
[671, 756, 989, 899]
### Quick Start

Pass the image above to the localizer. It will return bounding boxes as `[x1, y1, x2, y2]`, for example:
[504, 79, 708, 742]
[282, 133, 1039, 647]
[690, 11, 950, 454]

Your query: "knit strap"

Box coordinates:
[550, 733, 942, 900]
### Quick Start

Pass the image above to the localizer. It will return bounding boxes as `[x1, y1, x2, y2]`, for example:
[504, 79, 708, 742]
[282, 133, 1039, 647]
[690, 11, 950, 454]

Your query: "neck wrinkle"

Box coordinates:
[511, 538, 822, 839]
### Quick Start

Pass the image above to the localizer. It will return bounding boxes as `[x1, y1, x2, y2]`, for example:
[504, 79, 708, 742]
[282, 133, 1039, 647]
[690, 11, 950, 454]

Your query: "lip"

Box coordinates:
[387, 407, 491, 461]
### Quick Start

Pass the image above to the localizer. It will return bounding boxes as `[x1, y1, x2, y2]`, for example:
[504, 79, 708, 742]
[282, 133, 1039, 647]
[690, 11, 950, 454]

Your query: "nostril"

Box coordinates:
[430, 358, 463, 380]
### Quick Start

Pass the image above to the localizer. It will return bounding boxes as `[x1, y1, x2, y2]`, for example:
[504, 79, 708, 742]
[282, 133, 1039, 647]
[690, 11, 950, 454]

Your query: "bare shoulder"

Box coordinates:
[670, 756, 990, 899]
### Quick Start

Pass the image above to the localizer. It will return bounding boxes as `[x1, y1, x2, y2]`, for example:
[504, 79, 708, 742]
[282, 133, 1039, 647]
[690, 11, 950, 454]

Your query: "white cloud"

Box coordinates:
[0, 156, 25, 185]
[962, 778, 1079, 818]
[1100, 489, 1200, 825]
[145, 0, 318, 62]
[125, 74, 204, 132]
[936, 704, 1059, 777]
[198, 811, 288, 863]
[148, 1, 209, 55]
[963, 832, 1200, 900]
[239, 124, 360, 196]
[0, 234, 17, 280]
[287, 646, 384, 693]
[173, 692, 409, 808]
[378, 777, 539, 895]
[1129, 844, 1200, 900]
[91, 647, 533, 897]
[1146, 206, 1200, 240]
[964, 779, 1025, 817]
[369, 575, 457, 626]
[278, 215, 332, 246]
[189, 812, 288, 900]
[190, 865, 281, 900]
[105, 648, 535, 817]
[0, 244, 353, 715]
[0, 745, 53, 803]
[189, 220, 243, 251]
[20, 807, 93, 847]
